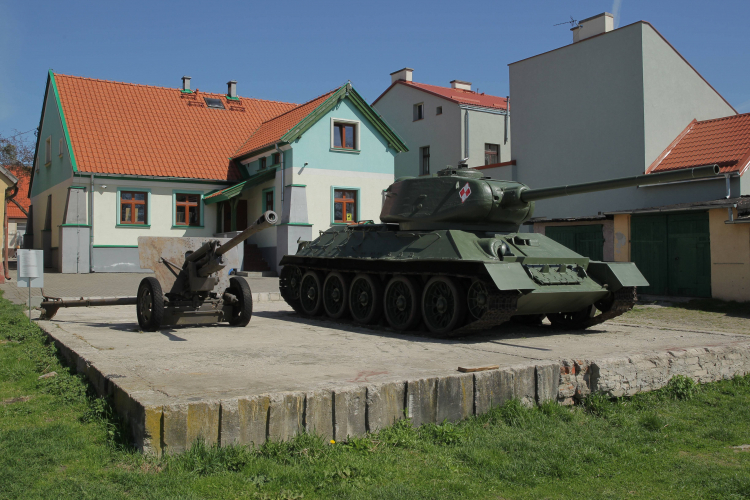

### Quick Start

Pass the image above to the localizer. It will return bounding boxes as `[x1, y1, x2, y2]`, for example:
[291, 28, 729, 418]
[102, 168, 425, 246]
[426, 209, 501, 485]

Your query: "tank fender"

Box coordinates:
[484, 263, 538, 292]
[586, 262, 649, 292]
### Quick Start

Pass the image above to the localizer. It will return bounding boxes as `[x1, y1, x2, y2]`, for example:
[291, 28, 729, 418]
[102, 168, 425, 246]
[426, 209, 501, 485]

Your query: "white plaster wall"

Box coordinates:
[286, 167, 393, 234]
[91, 179, 224, 246]
[29, 179, 74, 249]
[373, 85, 462, 179]
[463, 108, 510, 169]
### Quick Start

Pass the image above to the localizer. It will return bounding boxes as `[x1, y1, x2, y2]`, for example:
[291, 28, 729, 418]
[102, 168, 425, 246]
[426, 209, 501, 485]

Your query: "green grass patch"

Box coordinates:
[1, 292, 750, 499]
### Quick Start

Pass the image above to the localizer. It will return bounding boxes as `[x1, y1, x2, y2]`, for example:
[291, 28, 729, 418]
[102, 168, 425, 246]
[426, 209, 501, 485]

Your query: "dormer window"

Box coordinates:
[204, 98, 225, 109]
[259, 157, 267, 170]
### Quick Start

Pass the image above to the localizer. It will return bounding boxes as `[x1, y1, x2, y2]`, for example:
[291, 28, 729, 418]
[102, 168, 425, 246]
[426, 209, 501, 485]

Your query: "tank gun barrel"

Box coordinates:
[519, 164, 720, 203]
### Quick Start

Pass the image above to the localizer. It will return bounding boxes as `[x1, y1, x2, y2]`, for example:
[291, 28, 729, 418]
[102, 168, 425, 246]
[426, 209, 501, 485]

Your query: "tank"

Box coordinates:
[279, 163, 720, 338]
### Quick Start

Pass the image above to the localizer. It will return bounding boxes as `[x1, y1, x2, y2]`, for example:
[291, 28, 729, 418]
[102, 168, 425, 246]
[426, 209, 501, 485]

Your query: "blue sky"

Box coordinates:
[2, 0, 749, 139]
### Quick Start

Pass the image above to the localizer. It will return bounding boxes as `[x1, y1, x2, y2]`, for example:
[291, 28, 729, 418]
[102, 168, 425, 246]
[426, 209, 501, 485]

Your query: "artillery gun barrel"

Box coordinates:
[215, 210, 278, 257]
[519, 164, 720, 203]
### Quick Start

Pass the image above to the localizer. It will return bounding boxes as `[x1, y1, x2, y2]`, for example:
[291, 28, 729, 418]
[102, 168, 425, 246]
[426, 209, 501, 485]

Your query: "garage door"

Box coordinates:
[630, 212, 711, 297]
[545, 224, 604, 261]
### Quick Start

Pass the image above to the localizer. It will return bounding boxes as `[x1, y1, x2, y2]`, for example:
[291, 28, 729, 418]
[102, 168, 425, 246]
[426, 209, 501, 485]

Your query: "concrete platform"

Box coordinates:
[34, 302, 750, 456]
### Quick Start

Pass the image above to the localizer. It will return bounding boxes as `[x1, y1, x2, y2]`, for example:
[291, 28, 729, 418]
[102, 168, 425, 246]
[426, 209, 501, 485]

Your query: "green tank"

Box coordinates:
[279, 163, 720, 338]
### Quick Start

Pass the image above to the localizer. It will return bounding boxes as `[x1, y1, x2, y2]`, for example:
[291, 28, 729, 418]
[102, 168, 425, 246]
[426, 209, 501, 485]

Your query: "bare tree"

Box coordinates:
[0, 129, 36, 167]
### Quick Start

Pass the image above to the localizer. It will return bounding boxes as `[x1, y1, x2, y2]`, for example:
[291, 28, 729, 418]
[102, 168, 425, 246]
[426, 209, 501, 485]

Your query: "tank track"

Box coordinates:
[436, 290, 520, 339]
[571, 286, 637, 330]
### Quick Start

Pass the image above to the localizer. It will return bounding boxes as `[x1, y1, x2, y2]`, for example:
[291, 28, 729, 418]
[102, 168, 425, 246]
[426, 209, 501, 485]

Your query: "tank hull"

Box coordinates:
[278, 224, 648, 337]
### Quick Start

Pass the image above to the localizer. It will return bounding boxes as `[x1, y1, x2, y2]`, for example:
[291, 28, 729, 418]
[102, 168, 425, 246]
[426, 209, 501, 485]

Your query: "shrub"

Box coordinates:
[665, 375, 697, 400]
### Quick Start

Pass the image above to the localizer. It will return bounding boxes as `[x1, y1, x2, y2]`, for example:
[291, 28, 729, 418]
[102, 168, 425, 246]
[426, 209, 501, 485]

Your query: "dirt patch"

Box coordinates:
[1, 396, 33, 405]
[613, 303, 750, 335]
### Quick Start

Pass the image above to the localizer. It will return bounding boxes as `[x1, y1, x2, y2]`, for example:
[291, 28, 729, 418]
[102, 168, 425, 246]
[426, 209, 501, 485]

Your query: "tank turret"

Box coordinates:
[279, 163, 720, 339]
[381, 164, 720, 231]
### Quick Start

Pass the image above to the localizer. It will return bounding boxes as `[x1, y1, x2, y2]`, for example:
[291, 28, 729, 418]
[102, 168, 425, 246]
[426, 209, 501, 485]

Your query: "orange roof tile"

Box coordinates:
[648, 113, 750, 176]
[233, 90, 337, 158]
[4, 165, 30, 219]
[54, 73, 298, 181]
[372, 80, 507, 110]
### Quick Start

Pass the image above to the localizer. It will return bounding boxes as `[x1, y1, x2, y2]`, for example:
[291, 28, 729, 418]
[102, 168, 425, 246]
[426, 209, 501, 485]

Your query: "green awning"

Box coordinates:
[204, 167, 277, 205]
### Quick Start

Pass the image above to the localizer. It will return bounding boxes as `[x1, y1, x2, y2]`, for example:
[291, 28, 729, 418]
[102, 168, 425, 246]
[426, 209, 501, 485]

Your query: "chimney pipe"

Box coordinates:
[181, 76, 191, 92]
[572, 13, 614, 43]
[450, 80, 471, 91]
[227, 80, 237, 99]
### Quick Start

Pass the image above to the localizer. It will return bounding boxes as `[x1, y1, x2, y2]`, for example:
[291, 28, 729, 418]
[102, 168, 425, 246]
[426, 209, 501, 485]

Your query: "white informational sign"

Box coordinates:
[17, 249, 44, 288]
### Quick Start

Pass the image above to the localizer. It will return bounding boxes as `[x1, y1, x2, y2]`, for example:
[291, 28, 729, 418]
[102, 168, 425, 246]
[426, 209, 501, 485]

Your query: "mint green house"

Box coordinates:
[28, 72, 407, 273]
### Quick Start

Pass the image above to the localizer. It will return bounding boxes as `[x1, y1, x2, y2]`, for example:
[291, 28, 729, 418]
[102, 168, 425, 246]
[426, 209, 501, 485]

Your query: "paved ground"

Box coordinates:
[32, 301, 750, 405]
[0, 270, 280, 304]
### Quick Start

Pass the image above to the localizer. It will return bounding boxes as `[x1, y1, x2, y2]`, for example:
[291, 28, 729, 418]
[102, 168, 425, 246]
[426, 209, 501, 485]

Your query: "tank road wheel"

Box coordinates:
[467, 280, 490, 320]
[547, 305, 596, 329]
[227, 276, 253, 327]
[422, 276, 466, 336]
[383, 275, 421, 331]
[137, 277, 164, 332]
[349, 274, 382, 324]
[299, 271, 324, 316]
[323, 272, 349, 319]
[279, 265, 304, 314]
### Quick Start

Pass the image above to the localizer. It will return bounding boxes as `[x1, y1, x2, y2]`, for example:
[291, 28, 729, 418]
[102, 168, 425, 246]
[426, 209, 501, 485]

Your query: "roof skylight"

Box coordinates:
[204, 98, 225, 109]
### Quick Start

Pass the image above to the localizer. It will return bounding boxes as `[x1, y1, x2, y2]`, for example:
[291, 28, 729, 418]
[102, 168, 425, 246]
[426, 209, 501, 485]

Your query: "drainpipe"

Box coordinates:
[725, 174, 734, 221]
[275, 144, 284, 204]
[464, 110, 469, 160]
[89, 174, 94, 272]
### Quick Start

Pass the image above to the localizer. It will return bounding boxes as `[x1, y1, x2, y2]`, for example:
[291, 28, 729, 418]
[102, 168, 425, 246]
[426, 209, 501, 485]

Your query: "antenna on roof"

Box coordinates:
[553, 16, 578, 27]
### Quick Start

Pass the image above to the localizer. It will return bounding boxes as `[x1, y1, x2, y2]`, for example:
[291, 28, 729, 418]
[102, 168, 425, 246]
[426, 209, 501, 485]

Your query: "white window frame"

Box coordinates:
[330, 118, 361, 151]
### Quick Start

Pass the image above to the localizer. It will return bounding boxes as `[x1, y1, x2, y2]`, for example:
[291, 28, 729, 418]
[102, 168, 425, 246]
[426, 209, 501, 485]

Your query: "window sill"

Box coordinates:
[44, 162, 51, 167]
[58, 154, 64, 159]
[413, 118, 424, 122]
[330, 148, 360, 154]
[116, 223, 151, 228]
[172, 225, 204, 229]
[331, 222, 357, 225]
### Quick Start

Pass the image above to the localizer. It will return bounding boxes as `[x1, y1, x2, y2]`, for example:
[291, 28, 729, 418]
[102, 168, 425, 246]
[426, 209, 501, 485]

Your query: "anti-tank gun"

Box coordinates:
[136, 210, 278, 331]
[279, 163, 720, 339]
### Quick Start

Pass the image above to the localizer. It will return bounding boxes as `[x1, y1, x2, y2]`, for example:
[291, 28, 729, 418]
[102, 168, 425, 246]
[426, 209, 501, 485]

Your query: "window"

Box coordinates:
[420, 146, 430, 175]
[271, 152, 280, 165]
[259, 157, 267, 170]
[45, 137, 51, 164]
[204, 98, 225, 109]
[58, 138, 64, 156]
[263, 188, 274, 212]
[413, 103, 424, 121]
[485, 143, 499, 165]
[436, 106, 442, 115]
[333, 189, 357, 223]
[175, 193, 201, 226]
[120, 191, 148, 224]
[333, 122, 357, 149]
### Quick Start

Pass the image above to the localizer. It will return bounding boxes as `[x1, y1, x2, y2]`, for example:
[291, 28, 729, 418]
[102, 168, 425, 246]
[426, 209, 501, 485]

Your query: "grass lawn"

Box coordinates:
[1, 294, 750, 500]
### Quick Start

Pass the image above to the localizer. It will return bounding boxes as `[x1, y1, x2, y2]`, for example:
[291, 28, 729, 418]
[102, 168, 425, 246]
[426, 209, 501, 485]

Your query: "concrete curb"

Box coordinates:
[38, 320, 750, 456]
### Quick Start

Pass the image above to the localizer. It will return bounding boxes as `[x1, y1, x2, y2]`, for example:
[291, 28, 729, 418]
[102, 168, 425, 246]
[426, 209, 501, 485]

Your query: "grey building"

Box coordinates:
[492, 13, 750, 300]
[373, 68, 511, 179]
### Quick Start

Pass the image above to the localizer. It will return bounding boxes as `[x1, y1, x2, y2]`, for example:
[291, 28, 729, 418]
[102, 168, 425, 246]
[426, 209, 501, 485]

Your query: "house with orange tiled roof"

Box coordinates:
[28, 72, 407, 273]
[373, 68, 510, 179]
[4, 165, 31, 257]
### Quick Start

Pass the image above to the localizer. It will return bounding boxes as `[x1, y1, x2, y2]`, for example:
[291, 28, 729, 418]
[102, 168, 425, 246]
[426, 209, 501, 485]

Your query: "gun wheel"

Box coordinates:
[227, 276, 253, 327]
[300, 271, 323, 316]
[323, 272, 349, 319]
[349, 274, 382, 324]
[137, 277, 164, 332]
[384, 275, 421, 331]
[422, 276, 466, 336]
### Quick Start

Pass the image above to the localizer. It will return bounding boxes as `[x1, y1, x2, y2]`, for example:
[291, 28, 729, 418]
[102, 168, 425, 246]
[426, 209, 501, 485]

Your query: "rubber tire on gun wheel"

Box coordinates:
[228, 276, 253, 327]
[137, 277, 164, 332]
